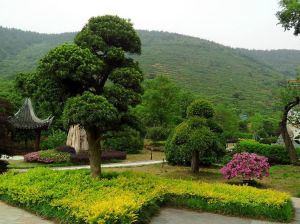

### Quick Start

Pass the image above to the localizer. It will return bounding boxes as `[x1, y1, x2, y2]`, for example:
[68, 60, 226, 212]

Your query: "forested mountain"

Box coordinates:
[0, 26, 299, 114]
[237, 49, 300, 78]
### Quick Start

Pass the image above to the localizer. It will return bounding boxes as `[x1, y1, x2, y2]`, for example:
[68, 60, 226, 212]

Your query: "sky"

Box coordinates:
[0, 0, 300, 50]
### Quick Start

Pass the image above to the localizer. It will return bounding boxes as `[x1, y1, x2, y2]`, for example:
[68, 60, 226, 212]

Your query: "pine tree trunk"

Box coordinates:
[86, 129, 102, 178]
[280, 109, 299, 165]
[191, 150, 200, 173]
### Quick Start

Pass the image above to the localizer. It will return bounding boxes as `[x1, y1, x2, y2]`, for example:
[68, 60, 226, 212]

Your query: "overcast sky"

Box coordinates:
[0, 0, 300, 50]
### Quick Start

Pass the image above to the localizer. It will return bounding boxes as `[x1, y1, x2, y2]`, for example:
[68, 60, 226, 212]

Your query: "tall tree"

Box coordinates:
[0, 97, 13, 173]
[17, 15, 144, 178]
[277, 0, 300, 35]
[280, 83, 300, 165]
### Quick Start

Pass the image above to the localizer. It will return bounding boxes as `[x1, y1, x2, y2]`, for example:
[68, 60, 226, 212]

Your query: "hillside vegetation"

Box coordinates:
[1, 26, 299, 114]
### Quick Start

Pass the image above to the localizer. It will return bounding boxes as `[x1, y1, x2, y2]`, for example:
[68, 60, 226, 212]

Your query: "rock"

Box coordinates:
[66, 125, 88, 153]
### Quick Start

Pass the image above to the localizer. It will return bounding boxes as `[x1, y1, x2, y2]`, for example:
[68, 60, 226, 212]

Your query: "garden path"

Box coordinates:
[16, 160, 165, 172]
[0, 198, 299, 224]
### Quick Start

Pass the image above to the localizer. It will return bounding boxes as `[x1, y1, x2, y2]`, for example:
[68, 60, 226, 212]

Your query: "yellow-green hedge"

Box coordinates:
[0, 168, 294, 223]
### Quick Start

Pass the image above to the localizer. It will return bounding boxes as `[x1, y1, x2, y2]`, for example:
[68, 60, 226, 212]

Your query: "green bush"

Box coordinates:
[103, 127, 144, 154]
[39, 150, 70, 163]
[40, 130, 67, 150]
[146, 126, 170, 141]
[234, 139, 300, 164]
[186, 99, 214, 118]
[237, 132, 253, 139]
[0, 169, 293, 223]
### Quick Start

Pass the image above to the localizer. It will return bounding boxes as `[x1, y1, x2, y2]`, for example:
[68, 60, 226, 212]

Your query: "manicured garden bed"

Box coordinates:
[0, 168, 294, 223]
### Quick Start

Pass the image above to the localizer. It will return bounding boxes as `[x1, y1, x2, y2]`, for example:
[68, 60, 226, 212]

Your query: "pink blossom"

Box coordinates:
[220, 152, 270, 181]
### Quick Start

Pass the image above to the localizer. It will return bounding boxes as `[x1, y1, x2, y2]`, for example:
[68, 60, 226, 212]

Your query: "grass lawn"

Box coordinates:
[0, 168, 293, 223]
[104, 163, 300, 197]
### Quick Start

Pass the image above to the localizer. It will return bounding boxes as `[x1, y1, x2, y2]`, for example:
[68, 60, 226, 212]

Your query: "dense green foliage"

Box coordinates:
[103, 127, 144, 154]
[277, 0, 300, 35]
[234, 139, 300, 165]
[40, 130, 67, 150]
[248, 113, 279, 144]
[135, 75, 195, 141]
[165, 100, 225, 168]
[1, 27, 298, 114]
[214, 105, 240, 140]
[0, 169, 293, 223]
[63, 92, 118, 130]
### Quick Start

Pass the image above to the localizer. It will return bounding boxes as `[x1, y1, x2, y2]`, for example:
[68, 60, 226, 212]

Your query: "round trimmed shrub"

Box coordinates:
[187, 99, 214, 118]
[165, 117, 225, 166]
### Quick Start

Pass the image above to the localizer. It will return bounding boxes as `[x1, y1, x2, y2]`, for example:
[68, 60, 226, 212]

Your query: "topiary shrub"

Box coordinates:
[103, 127, 143, 154]
[220, 152, 270, 181]
[186, 99, 214, 118]
[166, 99, 225, 173]
[146, 126, 170, 141]
[55, 145, 76, 154]
[234, 139, 300, 165]
[40, 130, 67, 150]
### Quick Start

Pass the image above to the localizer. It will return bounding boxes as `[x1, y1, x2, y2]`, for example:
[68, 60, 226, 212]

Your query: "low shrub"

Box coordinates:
[0, 169, 293, 223]
[0, 160, 8, 173]
[55, 145, 76, 154]
[103, 127, 144, 154]
[24, 150, 70, 164]
[70, 150, 127, 164]
[220, 152, 270, 181]
[40, 130, 67, 150]
[234, 139, 300, 165]
[146, 126, 170, 141]
[70, 151, 88, 164]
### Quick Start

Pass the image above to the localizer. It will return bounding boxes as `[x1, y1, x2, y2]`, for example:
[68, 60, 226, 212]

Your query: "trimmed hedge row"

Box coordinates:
[234, 139, 300, 165]
[24, 149, 126, 165]
[0, 169, 293, 223]
[24, 150, 71, 164]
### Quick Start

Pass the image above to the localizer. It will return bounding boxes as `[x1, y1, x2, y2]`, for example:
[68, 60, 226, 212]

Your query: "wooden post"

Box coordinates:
[34, 129, 41, 151]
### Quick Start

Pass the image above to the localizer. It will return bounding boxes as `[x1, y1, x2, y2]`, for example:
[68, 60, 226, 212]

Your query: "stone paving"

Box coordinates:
[0, 201, 52, 224]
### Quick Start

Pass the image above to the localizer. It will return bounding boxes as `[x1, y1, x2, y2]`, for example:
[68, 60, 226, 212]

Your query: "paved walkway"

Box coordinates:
[0, 201, 52, 224]
[16, 160, 164, 172]
[0, 198, 299, 224]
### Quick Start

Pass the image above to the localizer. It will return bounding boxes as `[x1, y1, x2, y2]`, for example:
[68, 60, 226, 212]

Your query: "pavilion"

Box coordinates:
[9, 98, 54, 151]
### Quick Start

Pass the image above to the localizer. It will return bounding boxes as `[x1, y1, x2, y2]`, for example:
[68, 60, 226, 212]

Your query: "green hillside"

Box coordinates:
[0, 27, 75, 77]
[237, 49, 300, 78]
[0, 26, 297, 114]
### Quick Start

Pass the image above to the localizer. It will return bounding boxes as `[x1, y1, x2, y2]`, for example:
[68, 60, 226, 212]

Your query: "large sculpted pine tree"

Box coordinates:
[17, 16, 144, 178]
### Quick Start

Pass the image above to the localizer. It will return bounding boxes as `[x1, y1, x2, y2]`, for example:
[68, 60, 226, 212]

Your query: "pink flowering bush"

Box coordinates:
[220, 152, 270, 181]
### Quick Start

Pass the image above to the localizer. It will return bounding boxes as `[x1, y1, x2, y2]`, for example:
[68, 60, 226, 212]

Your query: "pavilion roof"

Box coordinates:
[9, 98, 54, 130]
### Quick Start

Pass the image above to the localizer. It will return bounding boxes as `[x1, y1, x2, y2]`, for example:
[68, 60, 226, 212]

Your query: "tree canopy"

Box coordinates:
[16, 15, 144, 177]
[277, 0, 300, 35]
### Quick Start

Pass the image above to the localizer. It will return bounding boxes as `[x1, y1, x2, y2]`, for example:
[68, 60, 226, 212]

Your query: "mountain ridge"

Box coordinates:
[0, 26, 298, 114]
